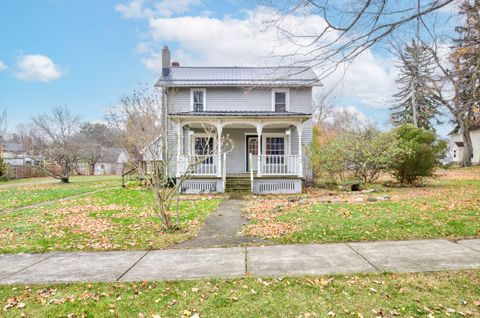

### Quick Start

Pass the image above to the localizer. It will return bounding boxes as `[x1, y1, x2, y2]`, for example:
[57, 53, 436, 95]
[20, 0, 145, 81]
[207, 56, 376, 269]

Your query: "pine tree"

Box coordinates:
[391, 40, 442, 130]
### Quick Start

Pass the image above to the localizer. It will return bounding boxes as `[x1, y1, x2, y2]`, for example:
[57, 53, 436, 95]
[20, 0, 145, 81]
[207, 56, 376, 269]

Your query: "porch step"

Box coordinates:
[225, 177, 251, 192]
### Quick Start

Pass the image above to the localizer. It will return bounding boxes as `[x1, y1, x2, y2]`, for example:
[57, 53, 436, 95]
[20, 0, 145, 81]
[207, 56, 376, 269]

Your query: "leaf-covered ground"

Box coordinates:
[243, 167, 480, 243]
[0, 187, 222, 254]
[0, 176, 122, 211]
[1, 270, 479, 317]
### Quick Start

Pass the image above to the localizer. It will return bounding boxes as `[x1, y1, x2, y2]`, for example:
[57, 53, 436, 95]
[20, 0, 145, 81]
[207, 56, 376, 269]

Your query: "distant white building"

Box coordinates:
[449, 124, 480, 164]
[77, 148, 128, 175]
[94, 148, 126, 175]
[1, 143, 37, 166]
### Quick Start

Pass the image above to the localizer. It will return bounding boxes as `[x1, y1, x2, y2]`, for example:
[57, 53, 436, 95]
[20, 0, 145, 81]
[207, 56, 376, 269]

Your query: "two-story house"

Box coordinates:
[155, 46, 319, 194]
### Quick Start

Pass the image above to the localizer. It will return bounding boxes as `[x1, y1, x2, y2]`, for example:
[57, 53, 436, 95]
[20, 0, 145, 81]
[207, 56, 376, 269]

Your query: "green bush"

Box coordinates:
[308, 130, 350, 184]
[346, 130, 408, 183]
[308, 127, 406, 184]
[388, 124, 447, 185]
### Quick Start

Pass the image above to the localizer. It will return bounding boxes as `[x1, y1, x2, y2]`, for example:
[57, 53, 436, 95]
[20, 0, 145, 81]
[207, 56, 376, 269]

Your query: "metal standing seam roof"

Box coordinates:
[2, 143, 24, 153]
[155, 66, 321, 87]
[168, 111, 312, 117]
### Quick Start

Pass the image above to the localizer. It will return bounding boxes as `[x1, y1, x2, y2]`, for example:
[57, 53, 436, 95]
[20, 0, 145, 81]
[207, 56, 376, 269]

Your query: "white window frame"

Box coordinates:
[271, 88, 290, 112]
[190, 133, 216, 155]
[262, 133, 287, 156]
[190, 88, 207, 112]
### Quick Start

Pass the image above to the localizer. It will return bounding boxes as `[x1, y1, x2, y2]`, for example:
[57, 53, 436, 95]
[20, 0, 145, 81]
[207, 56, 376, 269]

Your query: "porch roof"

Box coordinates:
[169, 111, 311, 119]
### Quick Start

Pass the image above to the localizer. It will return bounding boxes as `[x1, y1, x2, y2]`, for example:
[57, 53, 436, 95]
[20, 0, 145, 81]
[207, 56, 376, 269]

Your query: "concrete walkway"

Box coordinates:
[174, 199, 267, 248]
[1, 239, 480, 285]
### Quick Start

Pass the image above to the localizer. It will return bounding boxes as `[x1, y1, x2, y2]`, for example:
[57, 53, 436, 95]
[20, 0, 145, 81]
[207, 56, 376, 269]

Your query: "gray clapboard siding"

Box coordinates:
[167, 87, 312, 113]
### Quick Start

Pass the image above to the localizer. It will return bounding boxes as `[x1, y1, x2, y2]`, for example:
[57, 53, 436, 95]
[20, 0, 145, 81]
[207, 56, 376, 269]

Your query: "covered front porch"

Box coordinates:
[170, 113, 309, 193]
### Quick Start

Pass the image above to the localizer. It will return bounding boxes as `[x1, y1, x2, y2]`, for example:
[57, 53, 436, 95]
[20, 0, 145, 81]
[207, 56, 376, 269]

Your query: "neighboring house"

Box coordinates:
[77, 148, 127, 175]
[94, 148, 126, 175]
[1, 143, 36, 166]
[449, 123, 480, 164]
[155, 46, 320, 194]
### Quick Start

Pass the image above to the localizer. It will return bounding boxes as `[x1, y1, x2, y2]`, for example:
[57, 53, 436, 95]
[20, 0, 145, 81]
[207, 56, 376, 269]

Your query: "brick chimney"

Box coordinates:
[162, 46, 171, 77]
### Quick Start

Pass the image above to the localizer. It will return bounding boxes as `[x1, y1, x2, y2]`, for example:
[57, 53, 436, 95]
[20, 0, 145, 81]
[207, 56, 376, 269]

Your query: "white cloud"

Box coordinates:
[116, 0, 201, 18]
[115, 0, 145, 18]
[325, 51, 398, 108]
[0, 61, 6, 71]
[153, 0, 201, 18]
[121, 4, 397, 109]
[324, 105, 372, 125]
[143, 8, 332, 67]
[15, 54, 64, 83]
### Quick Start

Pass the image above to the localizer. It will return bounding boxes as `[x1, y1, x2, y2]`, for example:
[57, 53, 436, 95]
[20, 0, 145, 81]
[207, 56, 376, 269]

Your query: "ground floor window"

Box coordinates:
[265, 137, 285, 164]
[193, 136, 214, 164]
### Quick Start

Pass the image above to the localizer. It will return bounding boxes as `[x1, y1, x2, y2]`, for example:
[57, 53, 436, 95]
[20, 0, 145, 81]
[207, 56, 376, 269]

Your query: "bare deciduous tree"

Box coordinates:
[108, 88, 232, 231]
[313, 91, 372, 135]
[31, 105, 82, 182]
[0, 110, 8, 179]
[77, 122, 120, 175]
[261, 0, 454, 77]
[0, 110, 7, 142]
[427, 0, 480, 166]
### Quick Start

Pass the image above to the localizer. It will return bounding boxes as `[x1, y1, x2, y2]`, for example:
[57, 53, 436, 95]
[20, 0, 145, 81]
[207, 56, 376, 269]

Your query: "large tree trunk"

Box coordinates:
[90, 163, 95, 175]
[461, 128, 473, 167]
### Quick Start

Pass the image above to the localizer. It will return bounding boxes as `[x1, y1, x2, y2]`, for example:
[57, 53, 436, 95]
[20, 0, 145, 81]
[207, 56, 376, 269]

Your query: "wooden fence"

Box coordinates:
[7, 165, 49, 179]
[7, 163, 123, 179]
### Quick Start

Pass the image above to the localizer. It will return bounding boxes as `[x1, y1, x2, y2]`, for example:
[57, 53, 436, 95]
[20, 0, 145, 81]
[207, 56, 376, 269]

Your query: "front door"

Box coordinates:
[246, 135, 259, 172]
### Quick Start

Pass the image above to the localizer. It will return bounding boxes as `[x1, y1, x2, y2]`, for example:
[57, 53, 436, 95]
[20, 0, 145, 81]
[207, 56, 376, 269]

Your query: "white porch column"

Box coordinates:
[215, 123, 223, 177]
[295, 123, 304, 178]
[285, 128, 291, 156]
[256, 123, 263, 177]
[176, 121, 183, 177]
[188, 130, 194, 155]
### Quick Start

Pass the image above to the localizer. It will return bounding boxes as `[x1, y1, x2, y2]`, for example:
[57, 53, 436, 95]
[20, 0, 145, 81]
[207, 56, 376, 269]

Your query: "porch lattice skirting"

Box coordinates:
[253, 179, 302, 194]
[181, 179, 224, 194]
[179, 177, 301, 194]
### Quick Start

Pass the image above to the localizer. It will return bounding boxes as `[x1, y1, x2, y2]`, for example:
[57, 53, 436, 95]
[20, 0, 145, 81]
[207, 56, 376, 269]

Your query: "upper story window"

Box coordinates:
[191, 88, 206, 112]
[272, 89, 289, 112]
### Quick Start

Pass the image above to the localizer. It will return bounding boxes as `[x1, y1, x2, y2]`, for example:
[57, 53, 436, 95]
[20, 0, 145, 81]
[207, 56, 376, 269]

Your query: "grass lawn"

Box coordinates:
[0, 187, 221, 254]
[1, 270, 479, 317]
[0, 176, 122, 211]
[243, 167, 480, 243]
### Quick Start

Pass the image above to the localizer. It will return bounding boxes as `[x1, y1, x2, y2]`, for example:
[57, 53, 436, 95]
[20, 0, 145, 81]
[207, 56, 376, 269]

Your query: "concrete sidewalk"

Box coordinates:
[1, 239, 480, 285]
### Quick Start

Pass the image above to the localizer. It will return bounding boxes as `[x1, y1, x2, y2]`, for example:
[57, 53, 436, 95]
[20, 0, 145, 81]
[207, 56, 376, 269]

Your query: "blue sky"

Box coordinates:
[0, 0, 157, 126]
[0, 0, 457, 136]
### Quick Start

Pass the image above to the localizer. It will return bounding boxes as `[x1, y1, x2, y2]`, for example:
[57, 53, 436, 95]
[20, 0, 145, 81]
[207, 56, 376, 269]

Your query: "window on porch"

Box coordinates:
[265, 137, 285, 164]
[194, 136, 214, 164]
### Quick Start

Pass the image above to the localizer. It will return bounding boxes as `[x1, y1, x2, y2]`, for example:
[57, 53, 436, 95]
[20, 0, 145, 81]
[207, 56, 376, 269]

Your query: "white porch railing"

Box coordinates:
[178, 154, 303, 177]
[178, 155, 219, 176]
[258, 155, 302, 176]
